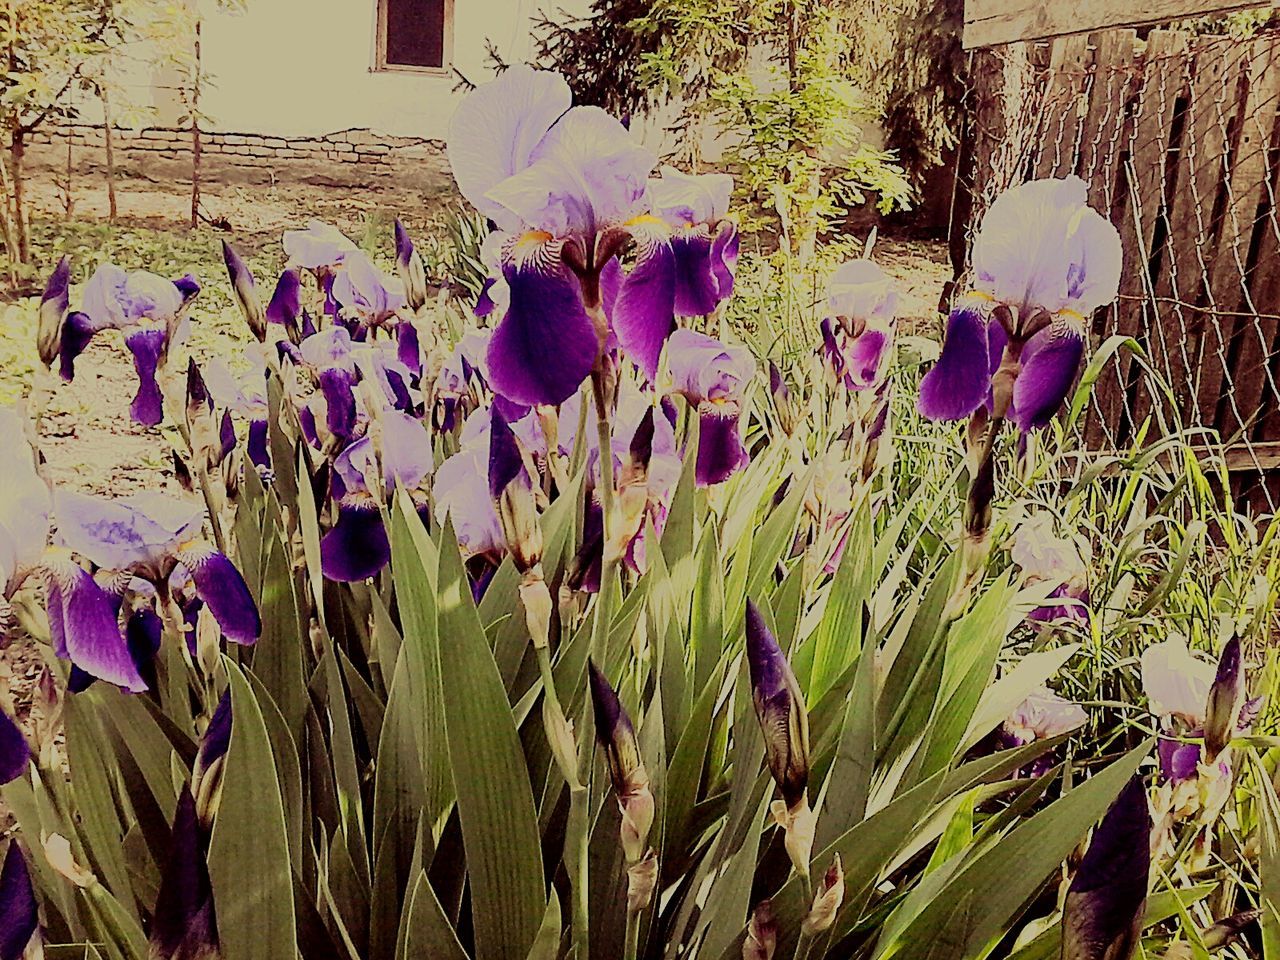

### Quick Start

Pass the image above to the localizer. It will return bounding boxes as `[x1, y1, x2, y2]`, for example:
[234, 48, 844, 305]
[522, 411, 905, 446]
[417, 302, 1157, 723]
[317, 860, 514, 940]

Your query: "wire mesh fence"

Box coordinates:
[952, 26, 1280, 512]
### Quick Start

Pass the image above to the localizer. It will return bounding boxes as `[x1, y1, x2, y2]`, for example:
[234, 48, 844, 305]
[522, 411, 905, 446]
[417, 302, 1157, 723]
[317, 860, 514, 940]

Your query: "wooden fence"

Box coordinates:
[954, 27, 1280, 509]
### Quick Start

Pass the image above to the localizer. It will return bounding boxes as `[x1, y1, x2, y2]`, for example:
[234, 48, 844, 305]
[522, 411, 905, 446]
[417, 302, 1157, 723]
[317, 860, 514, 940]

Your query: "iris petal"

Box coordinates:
[710, 222, 739, 301]
[318, 367, 358, 442]
[486, 252, 598, 406]
[124, 328, 167, 427]
[695, 402, 748, 487]
[1008, 322, 1084, 432]
[613, 237, 676, 380]
[671, 232, 720, 317]
[0, 841, 38, 960]
[917, 303, 995, 421]
[265, 268, 302, 335]
[46, 560, 145, 692]
[179, 547, 261, 644]
[0, 708, 27, 785]
[397, 320, 422, 376]
[321, 502, 391, 582]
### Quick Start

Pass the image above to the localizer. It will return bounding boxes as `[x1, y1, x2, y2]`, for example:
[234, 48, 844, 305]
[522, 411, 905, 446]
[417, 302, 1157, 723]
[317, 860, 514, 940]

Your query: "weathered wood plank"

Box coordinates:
[963, 0, 1265, 50]
[1033, 34, 1094, 179]
[1077, 30, 1139, 446]
[1110, 30, 1189, 443]
[1198, 36, 1280, 436]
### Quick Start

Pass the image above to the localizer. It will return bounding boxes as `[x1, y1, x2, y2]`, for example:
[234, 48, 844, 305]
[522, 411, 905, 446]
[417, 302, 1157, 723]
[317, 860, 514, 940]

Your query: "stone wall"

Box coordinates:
[29, 123, 445, 168]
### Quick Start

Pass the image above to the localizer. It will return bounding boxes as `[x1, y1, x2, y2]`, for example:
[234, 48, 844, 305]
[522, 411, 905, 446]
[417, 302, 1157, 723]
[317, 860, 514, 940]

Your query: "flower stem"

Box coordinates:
[794, 929, 817, 960]
[590, 370, 617, 663]
[624, 908, 642, 960]
[567, 782, 591, 959]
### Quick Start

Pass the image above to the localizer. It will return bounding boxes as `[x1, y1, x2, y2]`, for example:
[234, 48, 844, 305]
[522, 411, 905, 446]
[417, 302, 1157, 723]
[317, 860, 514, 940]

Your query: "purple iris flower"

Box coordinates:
[448, 65, 656, 405]
[321, 412, 433, 582]
[298, 327, 360, 448]
[48, 490, 260, 689]
[665, 329, 754, 486]
[203, 353, 271, 475]
[283, 220, 357, 273]
[820, 259, 897, 391]
[0, 707, 27, 785]
[1011, 515, 1091, 627]
[331, 250, 407, 334]
[432, 331, 489, 432]
[918, 176, 1122, 432]
[265, 268, 303, 340]
[998, 686, 1087, 777]
[353, 342, 418, 415]
[1142, 636, 1260, 784]
[434, 443, 506, 564]
[0, 840, 39, 959]
[0, 408, 51, 601]
[60, 263, 200, 426]
[649, 166, 738, 315]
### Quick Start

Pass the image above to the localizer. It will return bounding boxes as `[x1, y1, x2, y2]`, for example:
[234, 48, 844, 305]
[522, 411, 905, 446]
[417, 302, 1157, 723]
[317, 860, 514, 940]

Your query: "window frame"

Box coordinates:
[373, 0, 454, 75]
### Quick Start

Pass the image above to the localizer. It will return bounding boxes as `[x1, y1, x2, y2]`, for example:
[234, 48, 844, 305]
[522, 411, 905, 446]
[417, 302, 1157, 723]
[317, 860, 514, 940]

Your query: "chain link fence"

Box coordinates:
[951, 26, 1280, 511]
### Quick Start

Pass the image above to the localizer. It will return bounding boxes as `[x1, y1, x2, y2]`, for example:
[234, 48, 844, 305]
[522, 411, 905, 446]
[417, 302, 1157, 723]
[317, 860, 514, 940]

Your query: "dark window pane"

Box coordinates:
[385, 0, 446, 68]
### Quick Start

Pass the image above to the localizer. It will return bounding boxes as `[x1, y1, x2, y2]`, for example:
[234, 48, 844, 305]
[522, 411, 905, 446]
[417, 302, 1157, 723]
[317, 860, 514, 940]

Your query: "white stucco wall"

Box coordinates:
[192, 0, 591, 140]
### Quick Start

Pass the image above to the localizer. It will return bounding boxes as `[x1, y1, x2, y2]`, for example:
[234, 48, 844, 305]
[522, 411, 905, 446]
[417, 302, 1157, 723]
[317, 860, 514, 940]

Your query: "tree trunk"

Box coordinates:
[11, 130, 29, 264]
[190, 18, 202, 229]
[103, 88, 118, 222]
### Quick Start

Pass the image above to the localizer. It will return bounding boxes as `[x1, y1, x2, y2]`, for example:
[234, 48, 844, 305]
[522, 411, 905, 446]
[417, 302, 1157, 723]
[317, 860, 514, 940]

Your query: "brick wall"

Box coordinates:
[29, 123, 445, 167]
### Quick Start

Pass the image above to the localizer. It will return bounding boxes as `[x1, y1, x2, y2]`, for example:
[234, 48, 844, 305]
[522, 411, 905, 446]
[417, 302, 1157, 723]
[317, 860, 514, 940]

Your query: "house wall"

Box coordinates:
[192, 0, 592, 141]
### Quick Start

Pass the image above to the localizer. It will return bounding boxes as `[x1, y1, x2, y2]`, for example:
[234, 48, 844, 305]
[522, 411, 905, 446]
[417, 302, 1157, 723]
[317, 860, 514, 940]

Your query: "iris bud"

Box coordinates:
[769, 361, 797, 437]
[745, 600, 809, 810]
[221, 241, 267, 342]
[490, 407, 543, 573]
[394, 219, 428, 313]
[38, 255, 70, 369]
[743, 900, 778, 960]
[1203, 635, 1244, 763]
[588, 659, 654, 865]
[802, 854, 845, 936]
[1061, 776, 1150, 960]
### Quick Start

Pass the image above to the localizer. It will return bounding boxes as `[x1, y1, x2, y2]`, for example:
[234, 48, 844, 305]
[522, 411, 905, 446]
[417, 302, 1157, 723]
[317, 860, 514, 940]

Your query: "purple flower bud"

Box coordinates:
[221, 241, 266, 342]
[1203, 635, 1244, 763]
[768, 360, 796, 436]
[743, 899, 777, 960]
[394, 219, 429, 313]
[1061, 776, 1150, 960]
[173, 273, 202, 303]
[588, 658, 654, 864]
[265, 268, 302, 341]
[149, 789, 219, 959]
[489, 405, 542, 572]
[37, 255, 70, 368]
[193, 691, 231, 828]
[745, 599, 809, 810]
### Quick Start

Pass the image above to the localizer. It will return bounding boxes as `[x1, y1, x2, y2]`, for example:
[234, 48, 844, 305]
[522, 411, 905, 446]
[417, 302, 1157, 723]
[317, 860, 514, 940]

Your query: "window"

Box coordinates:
[377, 0, 452, 71]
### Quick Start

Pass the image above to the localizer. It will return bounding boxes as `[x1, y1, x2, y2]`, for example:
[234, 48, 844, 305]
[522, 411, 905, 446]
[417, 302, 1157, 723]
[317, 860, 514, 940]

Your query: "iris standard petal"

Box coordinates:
[447, 65, 573, 231]
[916, 302, 995, 421]
[486, 246, 598, 406]
[178, 547, 261, 644]
[695, 402, 749, 487]
[1008, 321, 1085, 432]
[0, 841, 38, 960]
[46, 559, 145, 692]
[282, 220, 357, 271]
[54, 489, 203, 572]
[434, 447, 505, 560]
[0, 708, 27, 785]
[613, 231, 676, 380]
[321, 502, 391, 582]
[486, 106, 655, 237]
[124, 327, 167, 427]
[247, 420, 270, 471]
